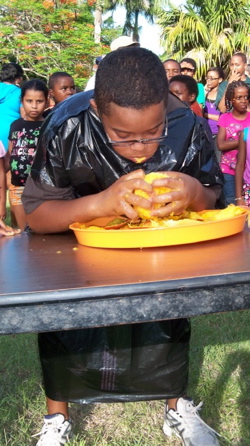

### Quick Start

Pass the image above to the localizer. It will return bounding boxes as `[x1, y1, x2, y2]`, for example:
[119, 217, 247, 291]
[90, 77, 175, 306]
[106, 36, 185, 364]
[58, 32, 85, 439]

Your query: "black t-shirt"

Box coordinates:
[8, 118, 43, 187]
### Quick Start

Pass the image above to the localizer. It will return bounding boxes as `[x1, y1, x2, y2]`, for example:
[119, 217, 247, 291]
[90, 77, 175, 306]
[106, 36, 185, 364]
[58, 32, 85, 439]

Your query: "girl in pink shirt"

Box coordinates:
[235, 127, 250, 206]
[217, 80, 250, 204]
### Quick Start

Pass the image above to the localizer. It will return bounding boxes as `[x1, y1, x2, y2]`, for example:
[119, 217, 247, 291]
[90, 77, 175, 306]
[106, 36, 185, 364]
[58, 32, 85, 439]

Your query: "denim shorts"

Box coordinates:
[223, 173, 235, 205]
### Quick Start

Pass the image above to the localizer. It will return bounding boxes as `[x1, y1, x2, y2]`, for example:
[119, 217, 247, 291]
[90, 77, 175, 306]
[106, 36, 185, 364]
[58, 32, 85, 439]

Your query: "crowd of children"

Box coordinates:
[163, 52, 250, 207]
[1, 44, 250, 446]
[0, 69, 77, 234]
[1, 51, 250, 236]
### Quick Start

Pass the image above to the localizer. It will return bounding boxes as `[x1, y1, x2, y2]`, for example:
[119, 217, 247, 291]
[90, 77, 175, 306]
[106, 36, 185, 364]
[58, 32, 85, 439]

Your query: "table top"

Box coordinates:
[1, 226, 250, 334]
[1, 225, 250, 302]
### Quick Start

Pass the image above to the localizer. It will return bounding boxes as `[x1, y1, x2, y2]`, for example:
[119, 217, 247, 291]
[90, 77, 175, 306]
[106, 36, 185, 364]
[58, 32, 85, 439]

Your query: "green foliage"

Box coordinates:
[157, 0, 250, 80]
[0, 0, 110, 88]
[100, 15, 123, 47]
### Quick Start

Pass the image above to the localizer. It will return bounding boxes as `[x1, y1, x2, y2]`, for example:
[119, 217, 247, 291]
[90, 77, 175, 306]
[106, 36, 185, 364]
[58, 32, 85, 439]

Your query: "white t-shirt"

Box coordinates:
[84, 74, 96, 92]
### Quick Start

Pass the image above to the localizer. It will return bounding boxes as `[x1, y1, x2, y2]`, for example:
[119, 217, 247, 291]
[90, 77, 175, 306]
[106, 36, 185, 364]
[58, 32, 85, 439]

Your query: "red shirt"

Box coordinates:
[190, 101, 203, 117]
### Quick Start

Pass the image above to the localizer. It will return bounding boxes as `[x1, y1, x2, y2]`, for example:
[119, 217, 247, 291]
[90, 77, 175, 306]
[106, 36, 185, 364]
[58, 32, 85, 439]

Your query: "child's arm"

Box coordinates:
[25, 170, 217, 234]
[203, 112, 220, 122]
[4, 141, 12, 173]
[217, 126, 240, 151]
[26, 170, 151, 233]
[217, 92, 227, 114]
[0, 157, 6, 219]
[235, 131, 246, 205]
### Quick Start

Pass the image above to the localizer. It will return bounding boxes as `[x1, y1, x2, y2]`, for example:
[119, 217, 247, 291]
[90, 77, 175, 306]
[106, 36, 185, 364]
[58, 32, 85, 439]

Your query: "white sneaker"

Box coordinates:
[33, 413, 73, 446]
[163, 397, 220, 446]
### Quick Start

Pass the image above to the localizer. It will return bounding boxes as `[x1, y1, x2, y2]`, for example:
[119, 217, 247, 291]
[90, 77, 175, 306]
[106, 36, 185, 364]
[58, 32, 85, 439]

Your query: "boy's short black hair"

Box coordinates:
[0, 62, 24, 82]
[48, 71, 73, 89]
[180, 57, 197, 73]
[95, 47, 168, 114]
[169, 75, 198, 99]
[163, 58, 180, 67]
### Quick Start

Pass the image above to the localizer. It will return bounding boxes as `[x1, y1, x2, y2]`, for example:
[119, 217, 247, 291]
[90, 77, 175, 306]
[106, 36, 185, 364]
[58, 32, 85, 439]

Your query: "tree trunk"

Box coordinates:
[133, 9, 139, 42]
[94, 4, 103, 43]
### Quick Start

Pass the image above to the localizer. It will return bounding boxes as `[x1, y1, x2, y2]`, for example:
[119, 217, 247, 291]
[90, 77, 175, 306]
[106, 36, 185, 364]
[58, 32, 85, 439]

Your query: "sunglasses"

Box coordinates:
[180, 67, 195, 73]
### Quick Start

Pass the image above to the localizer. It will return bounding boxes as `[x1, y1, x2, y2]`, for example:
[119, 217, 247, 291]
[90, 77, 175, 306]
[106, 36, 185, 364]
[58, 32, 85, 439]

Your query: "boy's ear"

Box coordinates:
[90, 98, 98, 115]
[48, 89, 54, 99]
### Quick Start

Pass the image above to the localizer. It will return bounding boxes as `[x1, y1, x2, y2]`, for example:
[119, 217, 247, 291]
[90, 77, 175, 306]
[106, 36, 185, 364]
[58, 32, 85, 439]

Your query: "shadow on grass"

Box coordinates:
[189, 312, 250, 446]
[211, 349, 250, 445]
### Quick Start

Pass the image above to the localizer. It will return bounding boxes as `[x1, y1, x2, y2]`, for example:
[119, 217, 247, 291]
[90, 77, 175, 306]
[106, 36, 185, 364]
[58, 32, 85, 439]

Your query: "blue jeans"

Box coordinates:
[223, 173, 235, 205]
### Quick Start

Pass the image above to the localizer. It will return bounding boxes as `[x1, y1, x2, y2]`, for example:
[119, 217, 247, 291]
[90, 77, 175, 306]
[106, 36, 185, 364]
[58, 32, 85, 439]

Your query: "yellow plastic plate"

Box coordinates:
[69, 210, 248, 249]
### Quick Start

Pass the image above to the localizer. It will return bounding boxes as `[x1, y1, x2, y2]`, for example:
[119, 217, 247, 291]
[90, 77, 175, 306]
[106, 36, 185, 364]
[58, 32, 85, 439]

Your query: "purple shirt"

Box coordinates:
[204, 99, 220, 135]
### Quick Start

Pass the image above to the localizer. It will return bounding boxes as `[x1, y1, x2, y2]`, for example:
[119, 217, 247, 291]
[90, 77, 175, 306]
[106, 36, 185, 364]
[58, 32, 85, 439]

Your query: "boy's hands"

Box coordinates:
[149, 172, 201, 217]
[97, 170, 208, 220]
[98, 170, 153, 220]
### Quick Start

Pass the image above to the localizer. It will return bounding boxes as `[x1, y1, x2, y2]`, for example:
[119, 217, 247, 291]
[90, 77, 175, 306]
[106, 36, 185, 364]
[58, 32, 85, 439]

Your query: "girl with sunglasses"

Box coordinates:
[179, 58, 205, 109]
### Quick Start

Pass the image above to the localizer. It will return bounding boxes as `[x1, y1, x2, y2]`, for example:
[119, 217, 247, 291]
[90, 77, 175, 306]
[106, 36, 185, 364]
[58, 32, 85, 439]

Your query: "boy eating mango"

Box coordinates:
[23, 47, 223, 446]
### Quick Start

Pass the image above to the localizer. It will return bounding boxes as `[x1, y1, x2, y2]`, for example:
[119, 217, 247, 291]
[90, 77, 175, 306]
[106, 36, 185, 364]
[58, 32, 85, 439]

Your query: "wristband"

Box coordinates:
[235, 197, 242, 201]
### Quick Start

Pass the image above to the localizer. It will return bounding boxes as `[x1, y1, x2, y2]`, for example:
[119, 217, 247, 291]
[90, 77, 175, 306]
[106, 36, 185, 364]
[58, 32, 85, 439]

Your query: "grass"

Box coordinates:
[1, 205, 250, 445]
[0, 311, 250, 446]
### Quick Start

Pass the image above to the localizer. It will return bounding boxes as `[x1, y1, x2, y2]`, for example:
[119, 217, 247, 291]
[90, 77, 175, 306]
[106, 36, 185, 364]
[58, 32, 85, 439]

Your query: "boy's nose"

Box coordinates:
[131, 141, 146, 151]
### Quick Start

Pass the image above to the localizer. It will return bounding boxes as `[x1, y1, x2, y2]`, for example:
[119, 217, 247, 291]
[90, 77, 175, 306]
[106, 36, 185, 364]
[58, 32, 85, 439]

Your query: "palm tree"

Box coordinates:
[119, 0, 155, 42]
[90, 0, 164, 45]
[157, 0, 250, 80]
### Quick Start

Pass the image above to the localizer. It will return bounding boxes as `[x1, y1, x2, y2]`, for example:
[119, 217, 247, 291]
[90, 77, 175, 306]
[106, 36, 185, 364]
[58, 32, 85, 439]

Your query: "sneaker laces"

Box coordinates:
[177, 401, 221, 438]
[32, 417, 67, 445]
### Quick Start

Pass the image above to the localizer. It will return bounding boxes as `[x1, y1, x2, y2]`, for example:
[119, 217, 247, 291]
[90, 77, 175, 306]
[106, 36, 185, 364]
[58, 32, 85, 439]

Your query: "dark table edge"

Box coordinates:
[1, 271, 250, 307]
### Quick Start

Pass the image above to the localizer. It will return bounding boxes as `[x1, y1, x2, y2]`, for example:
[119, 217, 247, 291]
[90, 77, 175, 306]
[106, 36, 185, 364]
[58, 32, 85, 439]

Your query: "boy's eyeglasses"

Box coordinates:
[205, 77, 219, 81]
[180, 67, 195, 72]
[107, 135, 168, 148]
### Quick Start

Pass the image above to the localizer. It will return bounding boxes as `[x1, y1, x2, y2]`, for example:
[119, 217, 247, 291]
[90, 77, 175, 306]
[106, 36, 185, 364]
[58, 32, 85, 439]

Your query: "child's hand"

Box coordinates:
[204, 84, 210, 94]
[228, 70, 242, 83]
[236, 198, 245, 207]
[148, 172, 204, 217]
[0, 219, 21, 237]
[97, 169, 154, 220]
